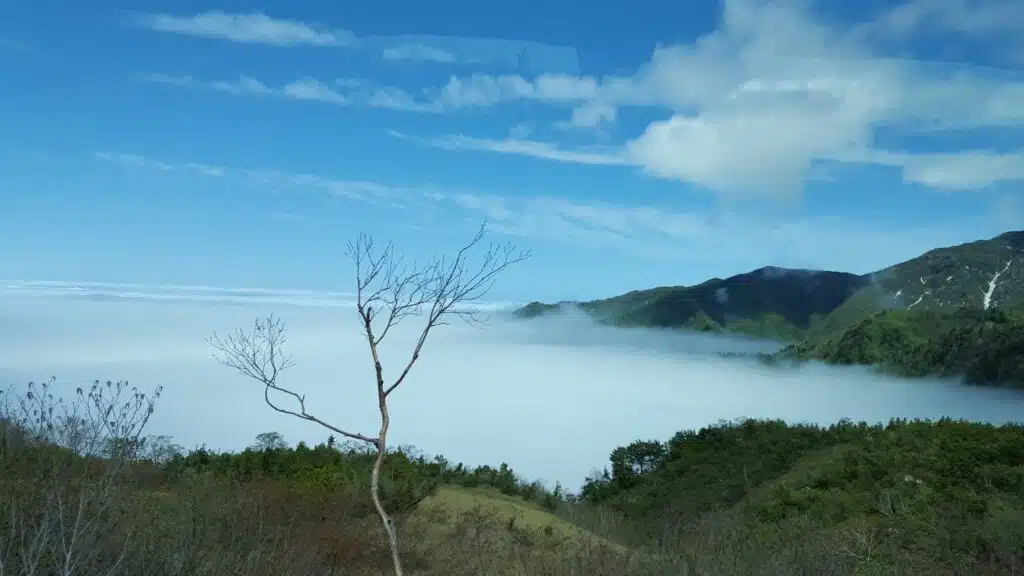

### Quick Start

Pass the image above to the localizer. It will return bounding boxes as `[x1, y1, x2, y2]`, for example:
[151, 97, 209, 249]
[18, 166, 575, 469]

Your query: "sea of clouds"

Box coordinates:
[2, 281, 1023, 490]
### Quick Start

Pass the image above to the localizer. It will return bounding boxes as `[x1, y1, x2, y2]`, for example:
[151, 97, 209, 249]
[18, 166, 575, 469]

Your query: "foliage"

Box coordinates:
[782, 306, 1024, 387]
[581, 417, 1024, 574]
[4, 379, 1024, 574]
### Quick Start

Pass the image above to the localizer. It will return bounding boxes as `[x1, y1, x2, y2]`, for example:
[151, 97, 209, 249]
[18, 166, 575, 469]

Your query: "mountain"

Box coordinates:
[518, 268, 870, 342]
[517, 230, 1024, 386]
[517, 230, 1024, 340]
[806, 230, 1024, 340]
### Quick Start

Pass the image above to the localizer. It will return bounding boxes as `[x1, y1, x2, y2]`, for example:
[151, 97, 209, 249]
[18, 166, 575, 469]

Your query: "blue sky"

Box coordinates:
[2, 0, 1024, 302]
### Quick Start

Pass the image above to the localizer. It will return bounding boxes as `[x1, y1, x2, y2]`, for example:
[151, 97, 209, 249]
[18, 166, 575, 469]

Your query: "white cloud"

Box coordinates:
[92, 150, 413, 205]
[138, 73, 444, 113]
[428, 73, 601, 108]
[404, 132, 630, 166]
[95, 152, 225, 177]
[130, 1, 1024, 199]
[396, 0, 1024, 197]
[3, 293, 1023, 489]
[559, 102, 618, 129]
[508, 121, 535, 139]
[281, 77, 348, 105]
[426, 188, 1001, 273]
[858, 149, 1024, 191]
[137, 73, 275, 97]
[382, 43, 456, 63]
[91, 149, 1007, 272]
[129, 11, 581, 73]
[863, 0, 1024, 44]
[130, 11, 354, 46]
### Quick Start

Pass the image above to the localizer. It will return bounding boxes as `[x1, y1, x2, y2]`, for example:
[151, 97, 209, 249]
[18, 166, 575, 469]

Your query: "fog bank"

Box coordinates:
[2, 288, 1023, 490]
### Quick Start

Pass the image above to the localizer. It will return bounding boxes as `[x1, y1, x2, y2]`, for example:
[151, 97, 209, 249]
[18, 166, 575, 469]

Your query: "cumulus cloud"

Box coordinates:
[401, 0, 1024, 196]
[2, 290, 1023, 490]
[130, 2, 1024, 199]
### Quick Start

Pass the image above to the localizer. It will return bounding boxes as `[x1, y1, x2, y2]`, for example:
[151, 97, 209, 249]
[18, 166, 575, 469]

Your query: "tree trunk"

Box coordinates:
[371, 407, 404, 575]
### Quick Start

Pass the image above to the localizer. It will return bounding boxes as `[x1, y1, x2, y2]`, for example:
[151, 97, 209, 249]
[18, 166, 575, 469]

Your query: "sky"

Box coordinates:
[3, 290, 1024, 490]
[2, 0, 1024, 302]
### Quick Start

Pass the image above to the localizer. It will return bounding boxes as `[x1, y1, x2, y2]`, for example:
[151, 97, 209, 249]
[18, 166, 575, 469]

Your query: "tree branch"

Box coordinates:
[207, 315, 378, 446]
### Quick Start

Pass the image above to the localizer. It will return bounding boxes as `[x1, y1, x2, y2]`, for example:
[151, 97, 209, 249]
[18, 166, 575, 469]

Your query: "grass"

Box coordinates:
[415, 485, 617, 544]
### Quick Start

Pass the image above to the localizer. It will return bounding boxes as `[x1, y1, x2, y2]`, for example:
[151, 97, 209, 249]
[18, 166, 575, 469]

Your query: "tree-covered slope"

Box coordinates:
[781, 306, 1024, 387]
[581, 418, 1024, 574]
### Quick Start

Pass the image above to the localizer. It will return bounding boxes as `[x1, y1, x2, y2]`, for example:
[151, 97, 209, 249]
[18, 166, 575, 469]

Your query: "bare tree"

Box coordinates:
[0, 378, 162, 575]
[208, 223, 529, 576]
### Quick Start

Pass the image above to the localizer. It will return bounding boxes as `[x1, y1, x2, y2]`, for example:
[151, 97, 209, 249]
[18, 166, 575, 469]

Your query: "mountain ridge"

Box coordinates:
[516, 230, 1024, 386]
[517, 230, 1024, 340]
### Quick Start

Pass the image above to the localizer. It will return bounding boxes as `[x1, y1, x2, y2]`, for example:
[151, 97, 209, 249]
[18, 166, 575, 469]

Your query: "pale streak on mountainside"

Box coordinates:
[982, 260, 1013, 310]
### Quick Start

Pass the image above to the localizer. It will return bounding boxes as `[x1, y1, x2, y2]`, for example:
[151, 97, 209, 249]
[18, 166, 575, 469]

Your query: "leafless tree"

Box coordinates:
[208, 223, 529, 576]
[0, 378, 162, 575]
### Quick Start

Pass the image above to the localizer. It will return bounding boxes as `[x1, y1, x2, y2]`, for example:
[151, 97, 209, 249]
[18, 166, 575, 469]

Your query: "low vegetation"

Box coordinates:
[3, 379, 1023, 575]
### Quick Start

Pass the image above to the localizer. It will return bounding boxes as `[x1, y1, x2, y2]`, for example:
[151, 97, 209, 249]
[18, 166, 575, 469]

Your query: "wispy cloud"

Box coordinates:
[88, 149, 1009, 272]
[128, 11, 354, 47]
[392, 131, 629, 166]
[860, 0, 1024, 58]
[94, 150, 442, 208]
[422, 189, 1001, 274]
[849, 149, 1024, 191]
[94, 152, 226, 177]
[0, 280, 358, 308]
[0, 38, 28, 52]
[137, 73, 440, 112]
[382, 43, 456, 63]
[0, 281, 517, 314]
[127, 11, 580, 73]
[134, 9, 1024, 198]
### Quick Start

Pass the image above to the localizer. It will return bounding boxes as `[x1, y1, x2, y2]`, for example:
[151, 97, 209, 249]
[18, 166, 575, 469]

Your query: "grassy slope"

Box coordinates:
[416, 485, 594, 539]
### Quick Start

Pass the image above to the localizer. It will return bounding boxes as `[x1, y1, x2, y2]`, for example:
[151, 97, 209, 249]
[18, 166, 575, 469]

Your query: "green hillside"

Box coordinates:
[7, 397, 1024, 575]
[580, 418, 1024, 575]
